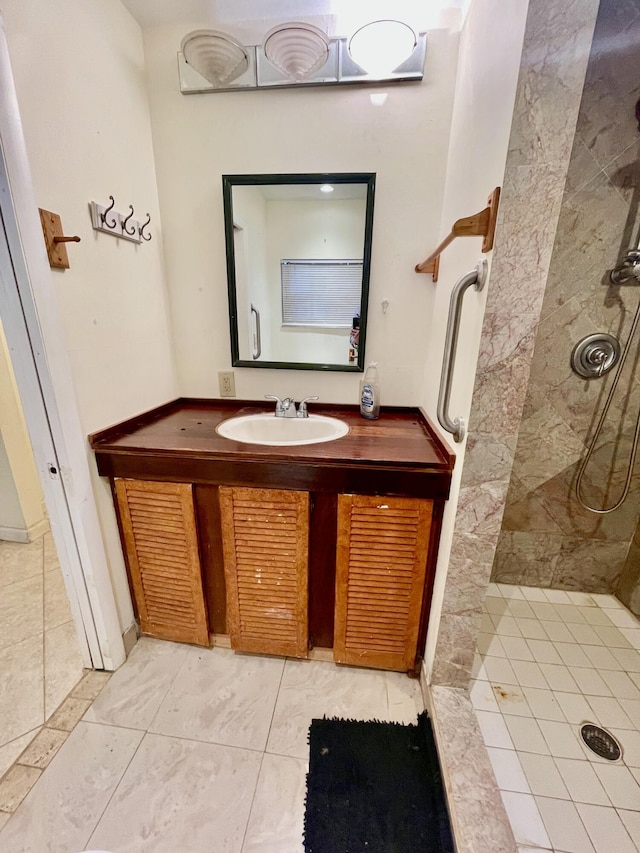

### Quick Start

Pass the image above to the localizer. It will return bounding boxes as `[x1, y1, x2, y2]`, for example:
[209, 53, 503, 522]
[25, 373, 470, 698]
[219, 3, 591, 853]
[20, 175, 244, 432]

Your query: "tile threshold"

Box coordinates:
[423, 679, 518, 853]
[0, 669, 111, 816]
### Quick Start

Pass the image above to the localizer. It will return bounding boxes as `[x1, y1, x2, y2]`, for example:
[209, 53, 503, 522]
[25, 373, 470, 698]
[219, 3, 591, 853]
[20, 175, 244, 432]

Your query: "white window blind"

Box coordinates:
[281, 259, 362, 328]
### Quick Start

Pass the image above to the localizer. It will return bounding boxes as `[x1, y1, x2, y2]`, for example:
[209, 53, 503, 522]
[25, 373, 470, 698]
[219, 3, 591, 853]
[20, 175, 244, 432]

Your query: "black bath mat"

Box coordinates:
[304, 712, 454, 853]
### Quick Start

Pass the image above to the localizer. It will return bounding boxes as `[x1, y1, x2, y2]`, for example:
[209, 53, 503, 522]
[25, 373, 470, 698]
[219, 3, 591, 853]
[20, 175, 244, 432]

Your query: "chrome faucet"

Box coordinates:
[297, 396, 319, 418]
[265, 395, 297, 417]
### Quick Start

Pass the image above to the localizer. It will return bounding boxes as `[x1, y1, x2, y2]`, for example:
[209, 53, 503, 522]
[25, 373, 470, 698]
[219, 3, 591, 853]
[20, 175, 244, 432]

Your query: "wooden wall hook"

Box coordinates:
[39, 208, 81, 269]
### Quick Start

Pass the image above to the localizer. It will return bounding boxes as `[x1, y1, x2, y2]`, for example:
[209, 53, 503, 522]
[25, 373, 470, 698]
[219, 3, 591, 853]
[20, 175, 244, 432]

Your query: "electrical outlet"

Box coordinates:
[218, 371, 236, 397]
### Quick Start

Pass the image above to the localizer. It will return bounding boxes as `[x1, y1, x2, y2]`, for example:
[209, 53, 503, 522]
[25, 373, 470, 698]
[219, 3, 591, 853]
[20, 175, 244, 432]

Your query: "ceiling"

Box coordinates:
[119, 0, 463, 39]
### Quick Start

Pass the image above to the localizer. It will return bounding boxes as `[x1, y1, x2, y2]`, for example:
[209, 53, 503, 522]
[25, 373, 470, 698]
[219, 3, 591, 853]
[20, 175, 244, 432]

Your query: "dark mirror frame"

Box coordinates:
[222, 172, 376, 372]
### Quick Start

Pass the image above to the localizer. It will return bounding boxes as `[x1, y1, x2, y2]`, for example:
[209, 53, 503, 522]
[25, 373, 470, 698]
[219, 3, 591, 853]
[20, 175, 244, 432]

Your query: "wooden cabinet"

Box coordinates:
[114, 478, 209, 647]
[334, 495, 433, 672]
[219, 486, 309, 658]
[93, 400, 454, 672]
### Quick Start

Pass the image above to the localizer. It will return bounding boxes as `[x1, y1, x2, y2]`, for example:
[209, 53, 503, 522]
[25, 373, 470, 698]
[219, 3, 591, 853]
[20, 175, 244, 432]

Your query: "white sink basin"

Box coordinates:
[216, 413, 349, 446]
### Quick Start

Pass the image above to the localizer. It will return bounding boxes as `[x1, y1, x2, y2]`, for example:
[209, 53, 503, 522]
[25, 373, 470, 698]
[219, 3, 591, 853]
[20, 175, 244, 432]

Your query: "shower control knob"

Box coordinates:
[571, 333, 620, 379]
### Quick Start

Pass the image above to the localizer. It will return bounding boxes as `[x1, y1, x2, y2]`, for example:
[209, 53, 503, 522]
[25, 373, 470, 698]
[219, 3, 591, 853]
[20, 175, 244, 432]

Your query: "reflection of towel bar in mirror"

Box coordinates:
[415, 187, 500, 282]
[251, 304, 262, 360]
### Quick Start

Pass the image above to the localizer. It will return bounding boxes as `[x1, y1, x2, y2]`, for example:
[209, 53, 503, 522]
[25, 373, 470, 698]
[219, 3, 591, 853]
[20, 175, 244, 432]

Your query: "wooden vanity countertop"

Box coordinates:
[89, 398, 455, 499]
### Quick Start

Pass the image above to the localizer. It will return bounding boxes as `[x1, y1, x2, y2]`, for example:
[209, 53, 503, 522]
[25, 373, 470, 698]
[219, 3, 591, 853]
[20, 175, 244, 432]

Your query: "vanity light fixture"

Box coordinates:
[348, 20, 417, 77]
[320, 184, 334, 193]
[181, 29, 250, 87]
[262, 22, 329, 82]
[178, 22, 426, 94]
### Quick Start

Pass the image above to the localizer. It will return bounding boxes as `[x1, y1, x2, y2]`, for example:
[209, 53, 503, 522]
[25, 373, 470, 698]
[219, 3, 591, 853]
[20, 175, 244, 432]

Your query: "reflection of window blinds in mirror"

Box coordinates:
[281, 259, 363, 327]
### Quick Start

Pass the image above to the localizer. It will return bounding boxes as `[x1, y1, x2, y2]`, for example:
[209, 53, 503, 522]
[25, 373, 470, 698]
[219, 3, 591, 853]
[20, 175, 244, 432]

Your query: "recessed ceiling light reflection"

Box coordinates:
[348, 20, 417, 77]
[320, 184, 334, 193]
[370, 93, 388, 106]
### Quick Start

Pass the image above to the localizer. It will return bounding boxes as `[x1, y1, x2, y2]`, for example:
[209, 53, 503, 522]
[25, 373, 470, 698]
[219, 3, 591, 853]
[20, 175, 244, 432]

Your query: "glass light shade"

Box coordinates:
[348, 20, 417, 77]
[263, 22, 330, 82]
[181, 30, 249, 86]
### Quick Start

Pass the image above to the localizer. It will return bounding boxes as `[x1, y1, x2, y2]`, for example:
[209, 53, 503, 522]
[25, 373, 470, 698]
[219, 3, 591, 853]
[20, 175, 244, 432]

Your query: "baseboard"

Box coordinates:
[0, 517, 50, 543]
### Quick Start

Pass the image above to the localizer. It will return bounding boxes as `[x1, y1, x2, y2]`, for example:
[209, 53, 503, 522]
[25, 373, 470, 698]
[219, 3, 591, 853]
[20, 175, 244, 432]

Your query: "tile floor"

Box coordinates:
[472, 582, 640, 853]
[0, 533, 84, 781]
[0, 638, 424, 852]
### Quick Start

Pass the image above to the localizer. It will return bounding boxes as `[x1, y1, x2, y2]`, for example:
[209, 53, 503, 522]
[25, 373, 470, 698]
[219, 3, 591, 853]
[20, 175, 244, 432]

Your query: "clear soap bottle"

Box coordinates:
[359, 362, 380, 419]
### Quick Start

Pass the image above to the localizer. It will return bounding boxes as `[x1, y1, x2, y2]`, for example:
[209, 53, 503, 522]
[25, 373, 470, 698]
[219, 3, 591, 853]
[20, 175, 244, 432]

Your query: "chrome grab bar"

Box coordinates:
[251, 303, 261, 360]
[437, 260, 488, 443]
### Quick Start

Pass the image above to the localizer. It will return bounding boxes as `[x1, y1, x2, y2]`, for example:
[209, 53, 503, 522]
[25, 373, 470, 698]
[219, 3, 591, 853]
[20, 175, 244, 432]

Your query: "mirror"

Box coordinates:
[223, 173, 375, 371]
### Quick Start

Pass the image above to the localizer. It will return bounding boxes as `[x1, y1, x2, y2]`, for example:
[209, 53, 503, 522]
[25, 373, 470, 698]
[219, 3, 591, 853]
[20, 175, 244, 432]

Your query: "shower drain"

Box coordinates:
[580, 724, 622, 761]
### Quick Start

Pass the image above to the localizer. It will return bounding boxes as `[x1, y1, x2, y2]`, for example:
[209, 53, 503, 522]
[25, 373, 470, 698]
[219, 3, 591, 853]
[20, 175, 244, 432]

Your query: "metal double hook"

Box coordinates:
[139, 213, 152, 242]
[101, 195, 117, 229]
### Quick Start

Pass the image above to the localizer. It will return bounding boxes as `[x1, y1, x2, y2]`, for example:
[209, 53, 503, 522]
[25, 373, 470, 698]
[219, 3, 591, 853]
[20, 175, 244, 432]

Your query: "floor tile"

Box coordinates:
[535, 796, 595, 853]
[482, 656, 518, 685]
[519, 586, 548, 602]
[583, 644, 624, 670]
[511, 660, 548, 689]
[530, 602, 561, 622]
[242, 752, 307, 853]
[595, 626, 632, 648]
[486, 747, 529, 794]
[611, 729, 640, 767]
[490, 614, 523, 637]
[88, 732, 261, 853]
[569, 667, 611, 697]
[485, 596, 509, 616]
[554, 691, 593, 725]
[477, 632, 507, 657]
[605, 608, 640, 629]
[0, 634, 44, 745]
[612, 647, 640, 672]
[502, 716, 548, 754]
[48, 697, 91, 732]
[526, 639, 563, 665]
[498, 584, 526, 599]
[71, 669, 111, 701]
[542, 588, 572, 604]
[592, 763, 640, 811]
[0, 730, 40, 778]
[0, 764, 41, 812]
[500, 791, 550, 849]
[44, 620, 83, 718]
[538, 719, 586, 760]
[506, 600, 536, 620]
[554, 642, 593, 668]
[554, 603, 588, 624]
[42, 533, 59, 573]
[540, 620, 575, 643]
[267, 659, 421, 760]
[576, 802, 636, 853]
[618, 809, 640, 847]
[492, 683, 531, 717]
[539, 663, 579, 693]
[518, 752, 569, 798]
[43, 568, 73, 631]
[470, 678, 500, 713]
[17, 727, 68, 769]
[499, 636, 534, 661]
[83, 637, 189, 730]
[0, 538, 43, 588]
[151, 647, 284, 751]
[0, 574, 43, 651]
[567, 622, 602, 645]
[521, 687, 564, 721]
[589, 593, 623, 608]
[579, 606, 614, 627]
[586, 695, 634, 729]
[621, 627, 640, 649]
[0, 722, 143, 853]
[555, 757, 609, 805]
[515, 619, 548, 641]
[565, 591, 597, 606]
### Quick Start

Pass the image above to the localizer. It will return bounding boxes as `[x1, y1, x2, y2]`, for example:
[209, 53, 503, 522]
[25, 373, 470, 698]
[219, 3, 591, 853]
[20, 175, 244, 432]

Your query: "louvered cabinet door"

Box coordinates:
[115, 479, 209, 647]
[334, 494, 433, 672]
[219, 487, 309, 658]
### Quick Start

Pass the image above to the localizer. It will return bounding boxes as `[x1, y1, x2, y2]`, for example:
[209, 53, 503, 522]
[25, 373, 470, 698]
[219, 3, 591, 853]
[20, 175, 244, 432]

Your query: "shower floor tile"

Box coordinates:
[473, 584, 640, 853]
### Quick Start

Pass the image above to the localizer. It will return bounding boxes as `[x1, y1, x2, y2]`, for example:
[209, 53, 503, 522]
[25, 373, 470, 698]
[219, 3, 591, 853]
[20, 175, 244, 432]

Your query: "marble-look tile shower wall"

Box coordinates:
[493, 0, 640, 617]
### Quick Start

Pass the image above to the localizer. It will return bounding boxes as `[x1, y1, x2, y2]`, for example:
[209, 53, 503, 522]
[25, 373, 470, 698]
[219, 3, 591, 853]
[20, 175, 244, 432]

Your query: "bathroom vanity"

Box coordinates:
[89, 399, 454, 674]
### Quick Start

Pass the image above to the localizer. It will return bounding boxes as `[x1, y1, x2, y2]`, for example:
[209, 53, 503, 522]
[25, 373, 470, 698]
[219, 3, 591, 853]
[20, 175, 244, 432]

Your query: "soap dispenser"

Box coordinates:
[359, 362, 380, 419]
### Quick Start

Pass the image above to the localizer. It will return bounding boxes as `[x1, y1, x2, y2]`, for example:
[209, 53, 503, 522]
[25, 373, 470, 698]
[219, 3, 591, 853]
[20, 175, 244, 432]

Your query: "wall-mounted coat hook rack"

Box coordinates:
[89, 196, 146, 244]
[39, 208, 81, 269]
[415, 187, 501, 282]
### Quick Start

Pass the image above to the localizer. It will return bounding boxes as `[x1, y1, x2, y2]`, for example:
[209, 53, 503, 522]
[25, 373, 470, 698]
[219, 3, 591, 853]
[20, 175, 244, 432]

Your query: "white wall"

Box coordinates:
[1, 0, 178, 629]
[420, 0, 529, 674]
[143, 23, 460, 404]
[0, 320, 47, 541]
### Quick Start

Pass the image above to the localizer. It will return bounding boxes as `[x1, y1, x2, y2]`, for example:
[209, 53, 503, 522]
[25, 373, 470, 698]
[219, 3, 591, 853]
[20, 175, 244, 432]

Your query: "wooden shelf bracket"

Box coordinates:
[415, 186, 500, 282]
